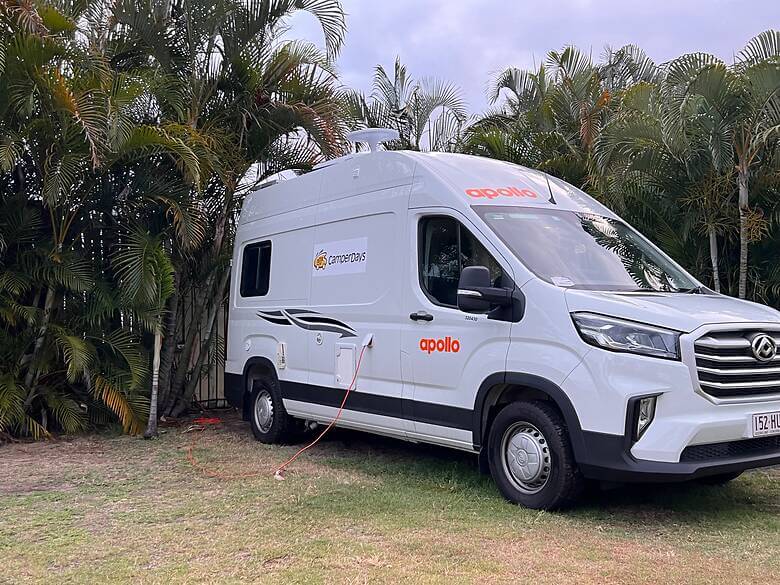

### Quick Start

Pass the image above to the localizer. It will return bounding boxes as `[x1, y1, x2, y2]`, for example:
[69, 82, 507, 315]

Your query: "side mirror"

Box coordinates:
[457, 266, 512, 313]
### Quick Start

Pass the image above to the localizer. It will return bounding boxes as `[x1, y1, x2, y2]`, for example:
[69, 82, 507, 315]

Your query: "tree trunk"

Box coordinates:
[166, 186, 235, 415]
[144, 331, 162, 438]
[170, 268, 230, 417]
[708, 226, 721, 294]
[157, 271, 181, 410]
[172, 317, 214, 417]
[17, 289, 42, 370]
[737, 166, 749, 299]
[23, 287, 57, 406]
[167, 277, 209, 409]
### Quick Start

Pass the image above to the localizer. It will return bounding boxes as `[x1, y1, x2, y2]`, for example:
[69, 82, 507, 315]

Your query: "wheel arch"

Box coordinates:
[240, 356, 279, 420]
[472, 372, 586, 461]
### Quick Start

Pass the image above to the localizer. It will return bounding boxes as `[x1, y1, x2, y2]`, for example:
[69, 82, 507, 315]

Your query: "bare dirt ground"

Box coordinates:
[1, 411, 779, 584]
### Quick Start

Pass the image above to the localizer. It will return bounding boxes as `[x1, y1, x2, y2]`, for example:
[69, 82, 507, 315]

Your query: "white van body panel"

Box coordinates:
[227, 148, 780, 484]
[505, 279, 592, 385]
[228, 174, 323, 387]
[306, 182, 412, 436]
[565, 289, 780, 333]
[405, 152, 619, 218]
[401, 206, 512, 446]
[402, 207, 514, 405]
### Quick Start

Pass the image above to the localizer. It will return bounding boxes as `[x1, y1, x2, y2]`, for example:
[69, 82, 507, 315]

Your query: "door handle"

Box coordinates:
[409, 311, 434, 322]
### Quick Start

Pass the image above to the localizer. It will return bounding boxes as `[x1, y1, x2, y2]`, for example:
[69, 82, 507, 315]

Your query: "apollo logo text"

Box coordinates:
[465, 186, 539, 199]
[419, 337, 461, 354]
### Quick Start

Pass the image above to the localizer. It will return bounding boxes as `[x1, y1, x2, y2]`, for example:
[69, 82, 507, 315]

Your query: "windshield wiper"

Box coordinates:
[671, 286, 708, 294]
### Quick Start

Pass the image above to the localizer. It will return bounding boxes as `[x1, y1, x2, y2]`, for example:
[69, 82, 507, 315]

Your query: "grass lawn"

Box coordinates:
[1, 411, 779, 584]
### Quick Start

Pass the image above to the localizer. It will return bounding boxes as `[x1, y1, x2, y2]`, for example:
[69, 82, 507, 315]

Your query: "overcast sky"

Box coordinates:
[288, 0, 779, 113]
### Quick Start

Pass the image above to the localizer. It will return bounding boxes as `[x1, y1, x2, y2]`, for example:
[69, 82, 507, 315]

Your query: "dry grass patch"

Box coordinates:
[0, 411, 778, 584]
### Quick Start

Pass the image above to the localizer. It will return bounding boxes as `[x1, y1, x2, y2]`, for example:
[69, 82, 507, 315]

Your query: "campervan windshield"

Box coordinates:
[476, 206, 698, 292]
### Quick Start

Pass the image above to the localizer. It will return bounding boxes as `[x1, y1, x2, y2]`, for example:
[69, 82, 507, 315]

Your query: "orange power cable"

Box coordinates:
[273, 343, 368, 479]
[184, 343, 369, 481]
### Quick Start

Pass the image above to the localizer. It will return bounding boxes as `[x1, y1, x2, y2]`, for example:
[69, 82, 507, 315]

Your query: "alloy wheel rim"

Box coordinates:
[500, 421, 552, 495]
[253, 389, 274, 433]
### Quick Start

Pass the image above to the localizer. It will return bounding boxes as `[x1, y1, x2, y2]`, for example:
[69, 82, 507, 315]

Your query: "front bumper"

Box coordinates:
[562, 322, 780, 479]
[577, 430, 780, 483]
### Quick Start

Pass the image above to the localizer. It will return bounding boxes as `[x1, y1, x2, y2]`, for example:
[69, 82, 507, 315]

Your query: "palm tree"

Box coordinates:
[0, 0, 200, 435]
[345, 57, 467, 151]
[665, 31, 780, 298]
[471, 36, 780, 301]
[461, 63, 554, 171]
[112, 228, 175, 438]
[467, 45, 661, 187]
[594, 78, 735, 293]
[111, 0, 349, 418]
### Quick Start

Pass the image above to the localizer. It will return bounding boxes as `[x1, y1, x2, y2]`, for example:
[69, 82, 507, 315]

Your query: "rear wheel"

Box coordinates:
[249, 376, 297, 443]
[487, 401, 584, 510]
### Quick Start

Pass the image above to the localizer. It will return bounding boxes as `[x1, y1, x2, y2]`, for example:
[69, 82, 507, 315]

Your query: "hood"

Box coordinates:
[565, 289, 780, 333]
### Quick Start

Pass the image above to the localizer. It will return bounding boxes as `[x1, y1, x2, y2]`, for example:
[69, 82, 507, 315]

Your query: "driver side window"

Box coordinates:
[419, 216, 503, 307]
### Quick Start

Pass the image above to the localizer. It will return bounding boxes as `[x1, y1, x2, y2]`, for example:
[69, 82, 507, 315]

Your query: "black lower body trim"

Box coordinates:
[681, 435, 780, 462]
[279, 380, 473, 431]
[224, 372, 243, 409]
[577, 430, 780, 483]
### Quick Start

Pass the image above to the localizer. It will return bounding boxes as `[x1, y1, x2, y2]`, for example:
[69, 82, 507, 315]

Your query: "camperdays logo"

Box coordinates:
[465, 186, 539, 199]
[326, 250, 367, 266]
[313, 250, 328, 271]
[312, 237, 368, 277]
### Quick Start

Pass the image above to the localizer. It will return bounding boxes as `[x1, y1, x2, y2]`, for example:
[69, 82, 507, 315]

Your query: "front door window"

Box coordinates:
[419, 216, 503, 307]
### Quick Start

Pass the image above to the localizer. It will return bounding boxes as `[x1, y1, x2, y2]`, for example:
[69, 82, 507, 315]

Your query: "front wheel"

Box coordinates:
[487, 401, 584, 510]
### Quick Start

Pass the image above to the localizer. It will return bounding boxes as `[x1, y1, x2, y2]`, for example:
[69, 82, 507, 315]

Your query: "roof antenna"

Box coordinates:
[544, 173, 557, 205]
[347, 128, 400, 152]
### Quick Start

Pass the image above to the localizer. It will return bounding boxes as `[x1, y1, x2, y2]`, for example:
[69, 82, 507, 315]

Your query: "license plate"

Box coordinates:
[752, 411, 780, 437]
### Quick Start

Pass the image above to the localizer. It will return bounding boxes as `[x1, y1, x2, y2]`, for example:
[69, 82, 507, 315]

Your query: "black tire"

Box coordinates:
[248, 375, 297, 443]
[696, 471, 743, 486]
[487, 400, 584, 510]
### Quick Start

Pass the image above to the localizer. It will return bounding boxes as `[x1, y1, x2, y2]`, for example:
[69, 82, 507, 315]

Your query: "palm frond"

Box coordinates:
[737, 30, 780, 69]
[51, 326, 96, 384]
[42, 389, 87, 432]
[91, 373, 146, 434]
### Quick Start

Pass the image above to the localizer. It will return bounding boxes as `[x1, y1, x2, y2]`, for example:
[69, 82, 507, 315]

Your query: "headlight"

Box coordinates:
[571, 312, 680, 360]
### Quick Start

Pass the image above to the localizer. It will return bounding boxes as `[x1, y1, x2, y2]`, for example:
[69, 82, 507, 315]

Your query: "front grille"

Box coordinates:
[694, 330, 780, 399]
[680, 435, 780, 462]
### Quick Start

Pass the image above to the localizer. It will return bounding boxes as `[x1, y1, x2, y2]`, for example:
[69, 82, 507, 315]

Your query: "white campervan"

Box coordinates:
[225, 129, 780, 509]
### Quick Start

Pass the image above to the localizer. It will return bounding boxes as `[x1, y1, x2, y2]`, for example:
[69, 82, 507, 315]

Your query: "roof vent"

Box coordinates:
[347, 128, 399, 152]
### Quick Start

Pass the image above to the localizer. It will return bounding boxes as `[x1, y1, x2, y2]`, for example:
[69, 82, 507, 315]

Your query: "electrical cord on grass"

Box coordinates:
[185, 337, 371, 481]
[273, 342, 368, 480]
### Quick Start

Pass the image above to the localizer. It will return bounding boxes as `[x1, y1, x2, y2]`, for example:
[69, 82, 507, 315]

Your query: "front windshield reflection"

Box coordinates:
[475, 206, 698, 292]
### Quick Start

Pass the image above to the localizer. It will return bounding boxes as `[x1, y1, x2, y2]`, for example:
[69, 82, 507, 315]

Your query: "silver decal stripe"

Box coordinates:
[256, 308, 357, 338]
[256, 310, 292, 326]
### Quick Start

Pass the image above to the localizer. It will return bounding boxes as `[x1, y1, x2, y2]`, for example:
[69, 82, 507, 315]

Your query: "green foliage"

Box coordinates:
[1, 0, 776, 439]
[467, 32, 780, 302]
[0, 0, 348, 436]
[345, 56, 468, 152]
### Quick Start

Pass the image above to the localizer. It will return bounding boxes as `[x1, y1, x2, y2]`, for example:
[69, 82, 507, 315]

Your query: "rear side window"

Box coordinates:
[419, 217, 503, 307]
[240, 241, 271, 297]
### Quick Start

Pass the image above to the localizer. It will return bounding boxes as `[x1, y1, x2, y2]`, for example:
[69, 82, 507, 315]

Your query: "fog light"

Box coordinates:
[636, 396, 657, 440]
